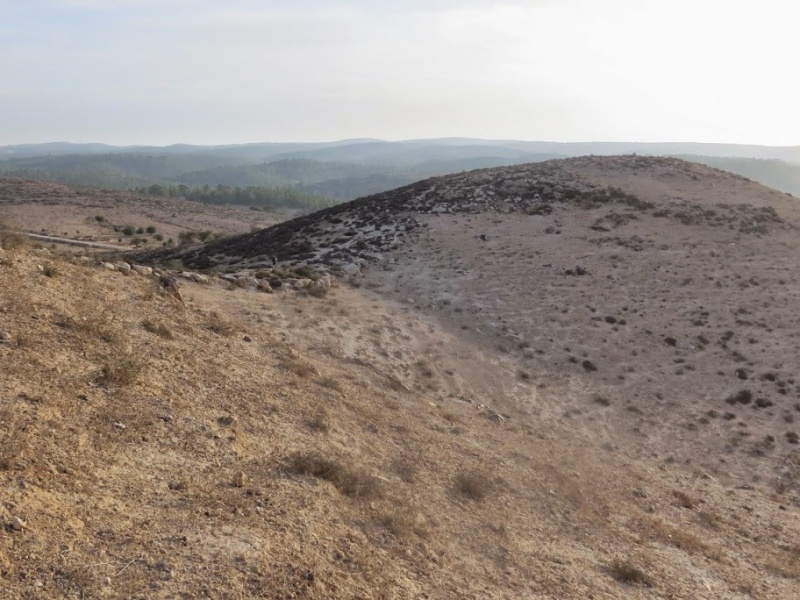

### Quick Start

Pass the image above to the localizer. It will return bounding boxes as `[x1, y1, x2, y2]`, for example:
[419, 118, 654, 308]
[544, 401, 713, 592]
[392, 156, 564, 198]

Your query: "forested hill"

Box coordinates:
[1, 139, 799, 208]
[674, 155, 800, 196]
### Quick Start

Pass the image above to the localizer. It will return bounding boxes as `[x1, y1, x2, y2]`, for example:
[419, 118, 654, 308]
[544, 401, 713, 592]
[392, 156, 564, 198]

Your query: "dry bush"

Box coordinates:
[58, 307, 123, 344]
[316, 376, 343, 393]
[454, 471, 493, 501]
[205, 311, 236, 336]
[142, 319, 174, 339]
[391, 457, 419, 483]
[376, 508, 424, 539]
[759, 544, 800, 580]
[100, 351, 146, 386]
[306, 407, 331, 433]
[303, 284, 328, 298]
[286, 452, 382, 499]
[0, 218, 28, 251]
[609, 559, 653, 587]
[672, 489, 696, 509]
[283, 358, 319, 378]
[41, 262, 60, 278]
[636, 516, 723, 561]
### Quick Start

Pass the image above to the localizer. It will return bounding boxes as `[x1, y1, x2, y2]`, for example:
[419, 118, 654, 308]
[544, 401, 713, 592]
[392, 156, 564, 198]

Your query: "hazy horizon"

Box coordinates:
[3, 1, 799, 147]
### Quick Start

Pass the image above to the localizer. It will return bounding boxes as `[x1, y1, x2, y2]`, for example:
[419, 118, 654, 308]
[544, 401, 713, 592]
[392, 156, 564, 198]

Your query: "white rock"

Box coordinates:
[101, 262, 117, 271]
[190, 273, 209, 284]
[341, 262, 361, 276]
[115, 262, 132, 275]
[10, 516, 26, 531]
[132, 264, 153, 276]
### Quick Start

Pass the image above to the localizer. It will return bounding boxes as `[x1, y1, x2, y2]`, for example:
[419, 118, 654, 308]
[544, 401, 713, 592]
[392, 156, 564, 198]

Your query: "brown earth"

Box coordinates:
[2, 158, 800, 599]
[0, 177, 284, 250]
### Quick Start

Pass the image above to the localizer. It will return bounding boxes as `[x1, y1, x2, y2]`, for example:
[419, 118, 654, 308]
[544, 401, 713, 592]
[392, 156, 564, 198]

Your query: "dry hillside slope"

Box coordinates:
[0, 177, 277, 249]
[1, 236, 799, 598]
[136, 156, 800, 491]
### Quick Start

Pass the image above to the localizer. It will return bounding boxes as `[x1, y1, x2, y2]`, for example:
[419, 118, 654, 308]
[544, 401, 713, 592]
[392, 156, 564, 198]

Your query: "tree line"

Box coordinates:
[133, 183, 334, 211]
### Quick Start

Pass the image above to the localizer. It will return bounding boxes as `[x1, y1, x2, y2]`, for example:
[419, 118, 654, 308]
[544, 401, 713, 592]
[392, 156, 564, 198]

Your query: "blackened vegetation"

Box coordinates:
[129, 156, 788, 273]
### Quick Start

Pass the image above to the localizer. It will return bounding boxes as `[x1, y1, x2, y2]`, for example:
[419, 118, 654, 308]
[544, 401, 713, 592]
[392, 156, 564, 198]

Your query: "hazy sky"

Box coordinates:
[2, 0, 798, 146]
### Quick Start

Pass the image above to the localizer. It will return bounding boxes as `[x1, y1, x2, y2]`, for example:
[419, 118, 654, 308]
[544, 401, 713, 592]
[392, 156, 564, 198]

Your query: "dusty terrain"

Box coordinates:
[143, 156, 800, 493]
[2, 158, 800, 598]
[0, 177, 283, 250]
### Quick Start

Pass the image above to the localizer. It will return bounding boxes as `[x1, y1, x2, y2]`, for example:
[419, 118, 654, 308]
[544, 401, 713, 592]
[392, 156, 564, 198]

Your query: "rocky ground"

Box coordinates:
[0, 177, 283, 250]
[139, 156, 800, 494]
[2, 158, 800, 598]
[1, 239, 800, 599]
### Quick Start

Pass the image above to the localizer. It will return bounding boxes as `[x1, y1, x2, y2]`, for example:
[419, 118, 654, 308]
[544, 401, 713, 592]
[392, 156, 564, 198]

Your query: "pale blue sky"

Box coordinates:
[2, 0, 798, 145]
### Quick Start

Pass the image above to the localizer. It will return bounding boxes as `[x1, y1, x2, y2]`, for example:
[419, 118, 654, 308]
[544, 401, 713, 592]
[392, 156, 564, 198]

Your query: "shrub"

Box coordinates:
[146, 225, 156, 234]
[454, 471, 492, 501]
[609, 559, 652, 587]
[142, 319, 173, 339]
[0, 218, 28, 250]
[100, 352, 146, 386]
[582, 359, 598, 372]
[725, 389, 753, 405]
[205, 312, 236, 336]
[306, 407, 331, 433]
[286, 452, 382, 499]
[304, 284, 328, 298]
[42, 263, 59, 278]
[593, 394, 611, 406]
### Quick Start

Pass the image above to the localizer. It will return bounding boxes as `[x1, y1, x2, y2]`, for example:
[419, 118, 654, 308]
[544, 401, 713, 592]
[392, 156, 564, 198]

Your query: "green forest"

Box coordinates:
[1, 140, 799, 210]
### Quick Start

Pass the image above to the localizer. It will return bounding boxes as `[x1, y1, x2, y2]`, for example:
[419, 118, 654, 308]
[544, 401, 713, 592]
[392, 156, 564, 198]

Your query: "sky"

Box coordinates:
[1, 0, 799, 146]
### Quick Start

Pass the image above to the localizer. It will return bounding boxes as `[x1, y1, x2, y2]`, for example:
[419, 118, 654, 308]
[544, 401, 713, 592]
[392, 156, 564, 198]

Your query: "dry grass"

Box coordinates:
[58, 305, 124, 345]
[609, 558, 653, 587]
[205, 311, 237, 336]
[283, 357, 319, 378]
[376, 508, 424, 539]
[454, 471, 493, 501]
[41, 262, 60, 278]
[0, 217, 28, 251]
[142, 319, 174, 339]
[306, 407, 332, 433]
[635, 515, 724, 561]
[672, 489, 697, 509]
[391, 457, 419, 483]
[286, 451, 383, 499]
[316, 376, 344, 393]
[100, 350, 147, 386]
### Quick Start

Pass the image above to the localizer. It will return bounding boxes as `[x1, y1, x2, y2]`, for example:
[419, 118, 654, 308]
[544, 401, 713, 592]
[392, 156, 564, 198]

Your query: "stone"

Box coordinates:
[0, 331, 12, 343]
[341, 262, 361, 276]
[101, 262, 117, 271]
[10, 516, 26, 531]
[233, 471, 249, 488]
[132, 264, 153, 276]
[115, 262, 132, 275]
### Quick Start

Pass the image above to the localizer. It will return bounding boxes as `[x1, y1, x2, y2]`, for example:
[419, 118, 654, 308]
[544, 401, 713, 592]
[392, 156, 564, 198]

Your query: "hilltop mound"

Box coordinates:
[133, 156, 794, 273]
[132, 155, 800, 492]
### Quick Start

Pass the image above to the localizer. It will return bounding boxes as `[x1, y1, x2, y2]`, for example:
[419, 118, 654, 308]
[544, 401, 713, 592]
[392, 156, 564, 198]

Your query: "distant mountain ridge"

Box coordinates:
[2, 138, 800, 203]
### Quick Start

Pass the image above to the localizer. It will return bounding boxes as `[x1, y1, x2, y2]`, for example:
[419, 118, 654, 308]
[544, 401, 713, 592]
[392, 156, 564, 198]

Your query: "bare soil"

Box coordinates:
[2, 159, 800, 598]
[0, 177, 284, 251]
